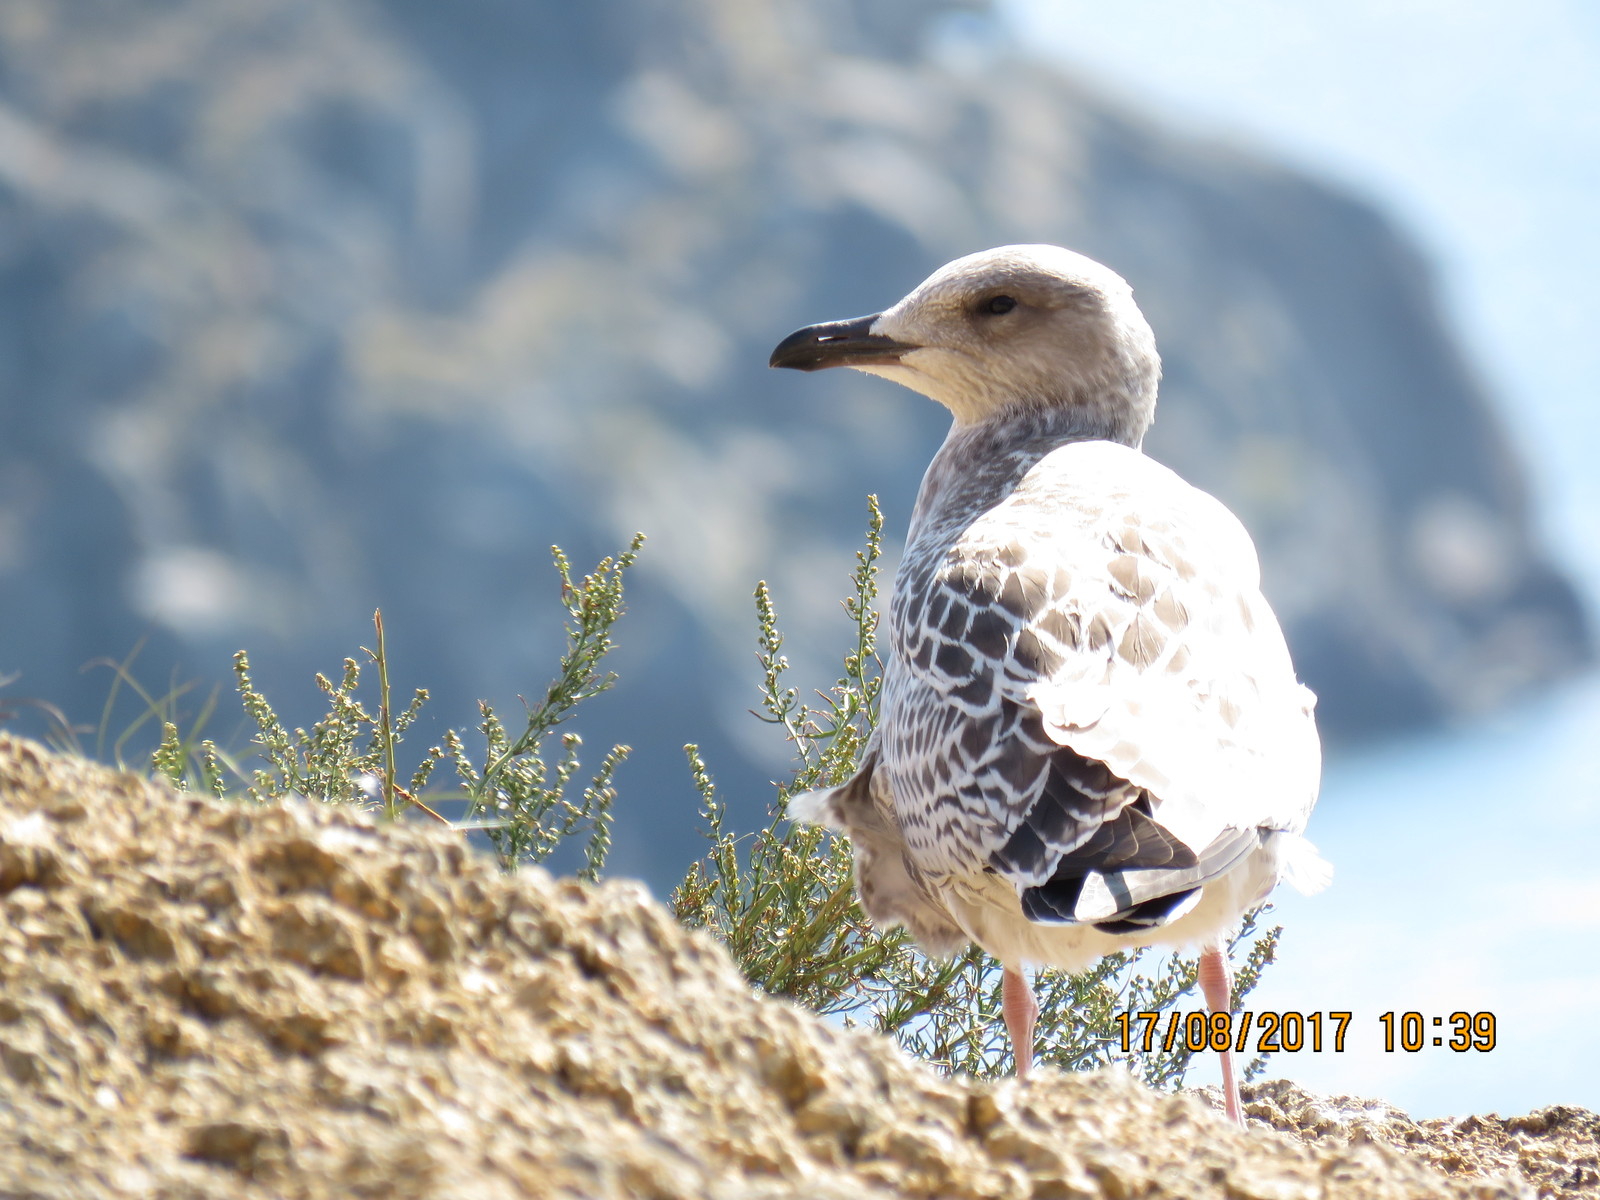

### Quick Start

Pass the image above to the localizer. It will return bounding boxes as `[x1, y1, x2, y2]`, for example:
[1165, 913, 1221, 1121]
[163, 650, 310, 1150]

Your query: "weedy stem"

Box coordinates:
[131, 540, 641, 881]
[371, 609, 400, 821]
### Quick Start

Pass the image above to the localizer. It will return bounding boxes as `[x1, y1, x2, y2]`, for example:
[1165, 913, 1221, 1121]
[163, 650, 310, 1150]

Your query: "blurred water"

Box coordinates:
[1241, 674, 1600, 1117]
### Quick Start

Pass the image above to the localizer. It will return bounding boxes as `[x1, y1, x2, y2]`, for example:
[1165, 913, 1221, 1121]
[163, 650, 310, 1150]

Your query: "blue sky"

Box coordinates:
[1001, 0, 1600, 1119]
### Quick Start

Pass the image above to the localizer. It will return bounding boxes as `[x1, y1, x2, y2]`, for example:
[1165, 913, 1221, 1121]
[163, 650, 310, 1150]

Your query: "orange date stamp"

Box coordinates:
[1115, 1009, 1353, 1053]
[1114, 1010, 1497, 1053]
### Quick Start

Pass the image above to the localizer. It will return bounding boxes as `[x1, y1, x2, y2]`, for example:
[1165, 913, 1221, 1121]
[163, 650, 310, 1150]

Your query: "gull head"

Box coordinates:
[770, 244, 1160, 444]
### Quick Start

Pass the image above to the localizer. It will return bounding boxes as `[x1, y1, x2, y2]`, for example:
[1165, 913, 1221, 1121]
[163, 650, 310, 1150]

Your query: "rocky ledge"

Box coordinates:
[0, 733, 1590, 1199]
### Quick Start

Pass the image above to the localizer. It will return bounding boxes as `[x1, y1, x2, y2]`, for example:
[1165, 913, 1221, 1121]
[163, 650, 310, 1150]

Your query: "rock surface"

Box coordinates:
[0, 0, 1590, 888]
[1, 733, 1590, 1198]
[1240, 1081, 1599, 1200]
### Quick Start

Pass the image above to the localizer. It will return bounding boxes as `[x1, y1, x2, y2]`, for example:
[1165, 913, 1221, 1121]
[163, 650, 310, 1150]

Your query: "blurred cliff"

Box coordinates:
[0, 0, 1588, 879]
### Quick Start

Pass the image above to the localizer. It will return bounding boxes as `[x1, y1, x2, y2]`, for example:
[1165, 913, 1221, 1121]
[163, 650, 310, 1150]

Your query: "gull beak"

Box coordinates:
[769, 314, 920, 372]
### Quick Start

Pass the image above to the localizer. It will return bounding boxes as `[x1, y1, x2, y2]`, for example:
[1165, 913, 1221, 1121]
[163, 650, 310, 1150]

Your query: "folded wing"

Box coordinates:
[889, 441, 1320, 930]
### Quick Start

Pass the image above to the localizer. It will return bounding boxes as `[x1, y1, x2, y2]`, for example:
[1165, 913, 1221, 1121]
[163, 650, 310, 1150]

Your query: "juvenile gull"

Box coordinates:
[770, 245, 1328, 1127]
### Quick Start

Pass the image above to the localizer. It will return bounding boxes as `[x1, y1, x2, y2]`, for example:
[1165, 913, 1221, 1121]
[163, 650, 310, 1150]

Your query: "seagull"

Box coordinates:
[770, 245, 1328, 1127]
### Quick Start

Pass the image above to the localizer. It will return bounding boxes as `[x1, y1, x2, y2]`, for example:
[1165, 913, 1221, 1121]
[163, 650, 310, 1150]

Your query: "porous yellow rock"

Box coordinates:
[0, 734, 1554, 1198]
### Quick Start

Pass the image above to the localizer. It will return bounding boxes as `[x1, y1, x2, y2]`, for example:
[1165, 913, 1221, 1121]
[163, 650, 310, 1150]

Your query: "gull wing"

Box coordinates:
[889, 441, 1320, 924]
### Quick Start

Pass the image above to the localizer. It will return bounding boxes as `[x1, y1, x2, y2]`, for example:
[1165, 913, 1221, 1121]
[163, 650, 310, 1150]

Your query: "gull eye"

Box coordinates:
[981, 295, 1017, 316]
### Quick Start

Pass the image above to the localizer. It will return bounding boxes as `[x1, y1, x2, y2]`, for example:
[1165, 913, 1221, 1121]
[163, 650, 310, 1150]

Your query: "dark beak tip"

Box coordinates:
[768, 313, 915, 373]
[768, 322, 841, 371]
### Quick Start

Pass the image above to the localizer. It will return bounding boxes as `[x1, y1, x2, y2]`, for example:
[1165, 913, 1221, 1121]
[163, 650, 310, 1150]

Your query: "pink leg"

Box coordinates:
[1197, 942, 1243, 1127]
[1002, 965, 1038, 1079]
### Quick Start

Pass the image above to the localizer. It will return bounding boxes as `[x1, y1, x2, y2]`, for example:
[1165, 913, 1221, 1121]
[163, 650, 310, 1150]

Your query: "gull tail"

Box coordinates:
[787, 786, 841, 828]
[1277, 832, 1333, 895]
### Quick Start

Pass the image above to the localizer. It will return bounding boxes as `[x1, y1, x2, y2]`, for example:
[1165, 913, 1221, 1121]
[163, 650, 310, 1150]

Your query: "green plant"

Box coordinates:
[19, 639, 227, 782]
[150, 536, 643, 879]
[673, 499, 897, 1013]
[673, 497, 1280, 1087]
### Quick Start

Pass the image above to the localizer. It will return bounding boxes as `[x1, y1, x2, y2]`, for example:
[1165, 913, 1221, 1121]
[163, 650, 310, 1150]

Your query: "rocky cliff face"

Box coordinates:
[0, 0, 1588, 880]
[5, 733, 1595, 1199]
